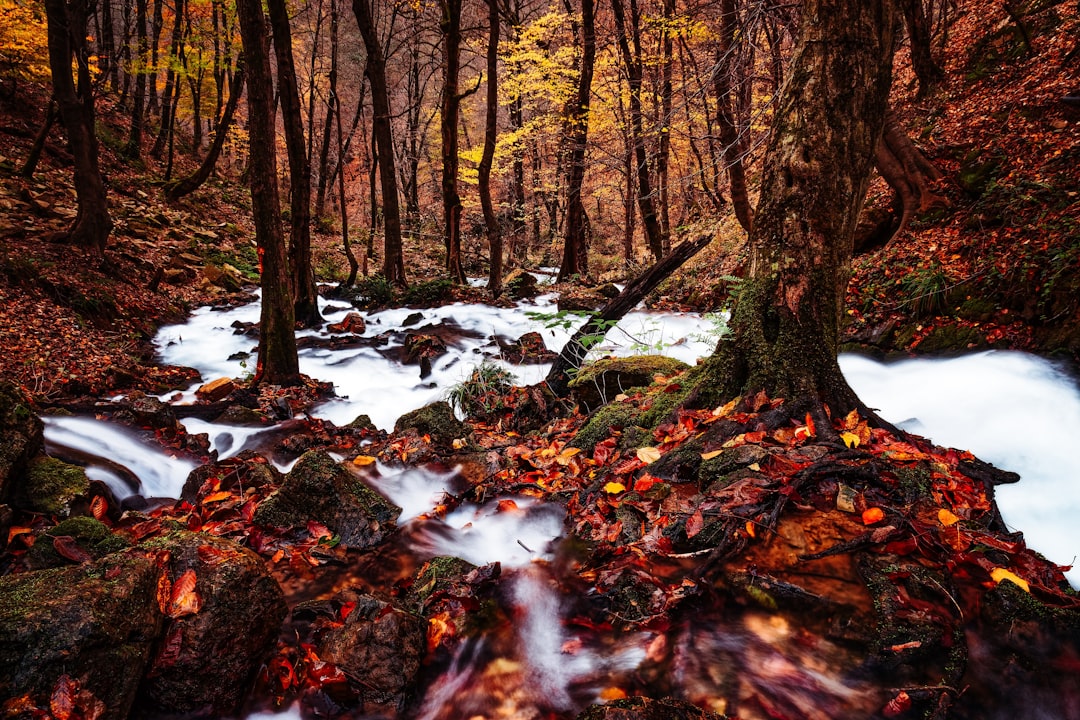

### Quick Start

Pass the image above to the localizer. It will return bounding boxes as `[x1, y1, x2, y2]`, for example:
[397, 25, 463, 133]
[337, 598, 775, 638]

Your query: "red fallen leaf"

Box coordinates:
[90, 495, 108, 521]
[50, 674, 77, 720]
[202, 490, 232, 504]
[339, 601, 357, 621]
[156, 572, 172, 614]
[749, 389, 769, 411]
[306, 521, 333, 540]
[152, 625, 185, 672]
[686, 510, 705, 539]
[882, 691, 912, 717]
[805, 412, 816, 437]
[197, 544, 230, 565]
[53, 536, 92, 564]
[168, 569, 202, 618]
[593, 438, 617, 466]
[743, 430, 766, 444]
[634, 474, 658, 493]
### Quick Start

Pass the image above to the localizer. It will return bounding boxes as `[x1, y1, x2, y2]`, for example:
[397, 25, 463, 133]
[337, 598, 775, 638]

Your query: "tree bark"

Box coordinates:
[44, 0, 113, 254]
[151, 0, 186, 159]
[165, 62, 245, 200]
[235, 0, 301, 386]
[556, 0, 596, 283]
[353, 0, 405, 285]
[20, 99, 58, 178]
[871, 107, 946, 246]
[440, 0, 467, 284]
[714, 0, 753, 233]
[124, 0, 148, 159]
[901, 0, 943, 97]
[479, 0, 502, 297]
[694, 0, 898, 427]
[267, 0, 322, 327]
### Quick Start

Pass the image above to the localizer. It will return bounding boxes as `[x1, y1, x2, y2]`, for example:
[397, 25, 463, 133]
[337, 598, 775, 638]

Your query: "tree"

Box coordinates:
[439, 0, 473, 285]
[478, 0, 502, 297]
[556, 0, 596, 282]
[353, 0, 405, 285]
[44, 0, 113, 253]
[267, 0, 322, 328]
[692, 0, 898, 426]
[235, 0, 300, 386]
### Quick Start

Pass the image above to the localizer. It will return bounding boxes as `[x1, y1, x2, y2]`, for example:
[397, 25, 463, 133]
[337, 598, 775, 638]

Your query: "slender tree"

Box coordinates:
[124, 0, 149, 158]
[713, 0, 753, 233]
[479, 0, 502, 296]
[235, 0, 301, 386]
[440, 0, 469, 284]
[44, 0, 113, 253]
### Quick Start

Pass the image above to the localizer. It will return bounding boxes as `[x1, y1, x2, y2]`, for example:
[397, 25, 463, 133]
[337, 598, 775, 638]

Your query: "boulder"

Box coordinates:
[0, 381, 43, 504]
[135, 531, 287, 716]
[327, 312, 367, 334]
[254, 450, 400, 549]
[503, 268, 539, 300]
[114, 391, 181, 435]
[25, 516, 130, 570]
[569, 356, 689, 412]
[577, 697, 724, 720]
[18, 456, 89, 515]
[403, 332, 448, 365]
[394, 401, 469, 451]
[318, 594, 426, 712]
[196, 377, 237, 402]
[180, 450, 283, 502]
[0, 552, 163, 720]
[500, 331, 557, 364]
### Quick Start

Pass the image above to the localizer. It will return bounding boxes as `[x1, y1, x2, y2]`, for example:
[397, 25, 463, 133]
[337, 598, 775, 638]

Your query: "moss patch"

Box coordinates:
[21, 456, 90, 515]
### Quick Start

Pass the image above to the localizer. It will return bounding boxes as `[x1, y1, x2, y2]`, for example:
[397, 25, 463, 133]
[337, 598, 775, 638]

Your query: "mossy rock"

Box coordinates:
[697, 445, 770, 490]
[26, 516, 129, 570]
[20, 456, 90, 515]
[569, 356, 689, 413]
[394, 401, 469, 450]
[570, 401, 642, 453]
[503, 268, 539, 300]
[577, 696, 726, 720]
[346, 414, 378, 433]
[254, 450, 401, 549]
[916, 324, 987, 354]
[213, 404, 270, 425]
[955, 296, 1000, 323]
[0, 552, 163, 720]
[0, 380, 43, 504]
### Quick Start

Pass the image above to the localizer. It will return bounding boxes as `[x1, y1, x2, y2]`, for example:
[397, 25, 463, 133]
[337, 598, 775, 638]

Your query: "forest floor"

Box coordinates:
[0, 0, 1078, 404]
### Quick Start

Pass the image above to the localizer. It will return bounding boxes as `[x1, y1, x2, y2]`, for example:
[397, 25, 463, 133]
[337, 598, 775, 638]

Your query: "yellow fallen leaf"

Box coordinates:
[603, 482, 626, 494]
[352, 455, 377, 466]
[636, 446, 662, 464]
[840, 431, 861, 448]
[700, 449, 723, 460]
[937, 508, 960, 526]
[599, 687, 627, 701]
[990, 567, 1030, 593]
[557, 447, 581, 465]
[712, 397, 739, 418]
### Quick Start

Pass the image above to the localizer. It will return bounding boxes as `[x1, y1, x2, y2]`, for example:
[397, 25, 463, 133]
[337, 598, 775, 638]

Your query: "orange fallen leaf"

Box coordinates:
[862, 507, 885, 525]
[352, 455, 377, 466]
[168, 569, 202, 618]
[202, 490, 232, 503]
[599, 687, 627, 701]
[937, 508, 960, 526]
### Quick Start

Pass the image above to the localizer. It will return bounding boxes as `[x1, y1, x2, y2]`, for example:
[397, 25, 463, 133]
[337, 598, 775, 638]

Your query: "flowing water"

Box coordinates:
[38, 291, 1080, 718]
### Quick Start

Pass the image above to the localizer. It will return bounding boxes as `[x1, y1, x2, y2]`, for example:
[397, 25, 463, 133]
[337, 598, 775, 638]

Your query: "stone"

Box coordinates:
[135, 531, 287, 716]
[0, 553, 163, 720]
[196, 377, 236, 402]
[500, 331, 556, 364]
[0, 381, 43, 504]
[503, 268, 539, 300]
[116, 391, 180, 433]
[254, 450, 400, 549]
[576, 697, 725, 720]
[26, 516, 130, 570]
[569, 356, 690, 412]
[19, 456, 90, 516]
[403, 332, 448, 365]
[394, 401, 469, 450]
[327, 311, 367, 334]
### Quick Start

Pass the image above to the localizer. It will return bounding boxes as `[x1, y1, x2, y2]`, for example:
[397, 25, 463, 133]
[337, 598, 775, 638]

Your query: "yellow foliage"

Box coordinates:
[0, 0, 50, 84]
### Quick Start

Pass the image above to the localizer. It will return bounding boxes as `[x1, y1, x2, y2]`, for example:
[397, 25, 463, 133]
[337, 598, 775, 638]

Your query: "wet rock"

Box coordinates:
[0, 380, 43, 504]
[214, 404, 269, 425]
[577, 697, 725, 720]
[19, 456, 90, 515]
[394, 401, 469, 451]
[318, 594, 426, 713]
[114, 391, 180, 435]
[202, 263, 244, 292]
[135, 531, 287, 716]
[346, 414, 378, 434]
[0, 552, 163, 720]
[503, 268, 539, 300]
[403, 332, 448, 365]
[254, 450, 400, 549]
[569, 356, 689, 413]
[26, 516, 130, 570]
[500, 331, 557, 364]
[327, 312, 367, 334]
[180, 450, 282, 502]
[196, 377, 237, 402]
[402, 311, 425, 327]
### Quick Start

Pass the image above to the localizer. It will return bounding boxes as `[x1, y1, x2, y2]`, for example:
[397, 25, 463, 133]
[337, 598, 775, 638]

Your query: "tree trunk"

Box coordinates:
[165, 62, 245, 200]
[611, 0, 664, 261]
[656, 0, 675, 253]
[101, 0, 119, 92]
[353, 0, 405, 285]
[20, 99, 58, 178]
[149, 0, 163, 114]
[714, 0, 753, 234]
[124, 0, 148, 159]
[267, 0, 322, 328]
[694, 0, 898, 427]
[44, 0, 113, 254]
[556, 0, 596, 283]
[870, 107, 946, 246]
[441, 0, 467, 285]
[479, 0, 502, 297]
[235, 0, 300, 387]
[151, 0, 185, 159]
[902, 0, 943, 97]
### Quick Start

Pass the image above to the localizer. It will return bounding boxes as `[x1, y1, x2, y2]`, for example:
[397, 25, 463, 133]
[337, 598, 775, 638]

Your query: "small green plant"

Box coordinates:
[691, 311, 732, 345]
[899, 262, 951, 318]
[356, 274, 395, 308]
[404, 278, 454, 306]
[446, 361, 515, 418]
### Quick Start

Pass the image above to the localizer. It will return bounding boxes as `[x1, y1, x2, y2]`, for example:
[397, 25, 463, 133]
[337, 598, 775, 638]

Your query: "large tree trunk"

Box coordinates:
[235, 0, 300, 386]
[556, 0, 596, 283]
[353, 0, 405, 285]
[695, 0, 898, 427]
[165, 62, 245, 200]
[44, 0, 113, 254]
[267, 0, 322, 328]
[440, 0, 467, 285]
[479, 0, 502, 297]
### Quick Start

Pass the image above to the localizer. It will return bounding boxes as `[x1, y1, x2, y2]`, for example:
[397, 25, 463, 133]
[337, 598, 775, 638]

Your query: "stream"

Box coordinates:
[39, 289, 1080, 718]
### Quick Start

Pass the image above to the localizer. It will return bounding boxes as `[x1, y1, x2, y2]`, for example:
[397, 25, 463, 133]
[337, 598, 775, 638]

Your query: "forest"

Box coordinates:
[1, 0, 1079, 717]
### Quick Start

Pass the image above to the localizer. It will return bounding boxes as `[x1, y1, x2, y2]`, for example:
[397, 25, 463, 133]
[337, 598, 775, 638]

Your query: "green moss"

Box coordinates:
[569, 402, 641, 452]
[26, 517, 129, 569]
[394, 401, 469, 449]
[569, 356, 689, 412]
[22, 457, 89, 515]
[403, 279, 454, 306]
[916, 324, 986, 354]
[891, 463, 934, 500]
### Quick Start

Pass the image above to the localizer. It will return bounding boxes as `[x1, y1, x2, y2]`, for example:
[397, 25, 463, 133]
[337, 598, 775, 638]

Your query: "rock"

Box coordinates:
[394, 401, 469, 450]
[327, 312, 367, 334]
[346, 414, 378, 433]
[402, 311, 425, 327]
[0, 552, 164, 720]
[576, 697, 725, 720]
[26, 516, 130, 570]
[0, 380, 43, 504]
[162, 268, 188, 285]
[18, 456, 90, 515]
[569, 356, 690, 412]
[180, 450, 283, 502]
[403, 332, 448, 365]
[503, 268, 539, 300]
[196, 377, 236, 402]
[317, 594, 426, 712]
[254, 450, 400, 549]
[500, 331, 557, 364]
[135, 531, 287, 716]
[214, 404, 269, 425]
[202, 264, 244, 292]
[115, 391, 180, 434]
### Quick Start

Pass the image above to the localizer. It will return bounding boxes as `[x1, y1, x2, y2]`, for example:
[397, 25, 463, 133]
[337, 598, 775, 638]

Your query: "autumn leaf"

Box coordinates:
[840, 431, 861, 448]
[202, 490, 232, 503]
[603, 482, 627, 494]
[636, 446, 662, 464]
[712, 397, 739, 418]
[352, 454, 377, 466]
[700, 449, 723, 460]
[990, 567, 1030, 592]
[937, 508, 961, 526]
[53, 535, 92, 563]
[686, 509, 704, 538]
[50, 675, 77, 720]
[599, 687, 628, 701]
[168, 569, 202, 617]
[882, 691, 912, 717]
[90, 495, 108, 521]
[862, 507, 885, 525]
[634, 474, 658, 493]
